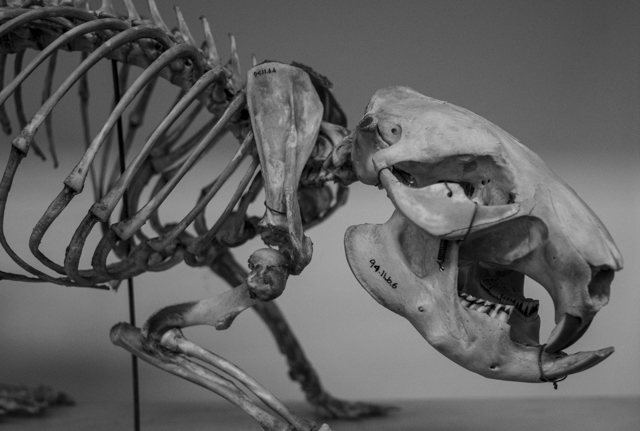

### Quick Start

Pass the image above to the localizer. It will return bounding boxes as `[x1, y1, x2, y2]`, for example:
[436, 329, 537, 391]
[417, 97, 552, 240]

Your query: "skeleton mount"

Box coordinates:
[0, 1, 385, 429]
[0, 2, 623, 431]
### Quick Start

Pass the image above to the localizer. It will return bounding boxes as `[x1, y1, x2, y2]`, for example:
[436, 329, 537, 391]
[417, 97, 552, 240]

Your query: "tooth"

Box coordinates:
[466, 294, 478, 302]
[545, 314, 583, 353]
[525, 301, 539, 316]
[460, 298, 471, 307]
[497, 311, 510, 322]
[123, 0, 141, 22]
[541, 347, 614, 380]
[478, 304, 492, 314]
[147, 0, 171, 33]
[252, 54, 258, 67]
[504, 305, 514, 315]
[489, 305, 501, 318]
[200, 16, 221, 68]
[468, 303, 482, 311]
[175, 6, 197, 46]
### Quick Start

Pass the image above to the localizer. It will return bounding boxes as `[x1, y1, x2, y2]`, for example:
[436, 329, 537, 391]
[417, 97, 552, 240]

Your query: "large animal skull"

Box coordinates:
[343, 86, 623, 382]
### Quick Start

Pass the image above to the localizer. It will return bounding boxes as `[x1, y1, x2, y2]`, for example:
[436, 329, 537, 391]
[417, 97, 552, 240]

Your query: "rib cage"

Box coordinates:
[0, 0, 349, 289]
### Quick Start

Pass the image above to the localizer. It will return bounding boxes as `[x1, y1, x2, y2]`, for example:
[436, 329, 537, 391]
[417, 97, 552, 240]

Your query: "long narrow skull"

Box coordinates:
[344, 86, 623, 382]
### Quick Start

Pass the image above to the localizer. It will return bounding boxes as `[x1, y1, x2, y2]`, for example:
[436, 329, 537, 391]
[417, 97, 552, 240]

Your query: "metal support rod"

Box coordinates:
[112, 59, 140, 431]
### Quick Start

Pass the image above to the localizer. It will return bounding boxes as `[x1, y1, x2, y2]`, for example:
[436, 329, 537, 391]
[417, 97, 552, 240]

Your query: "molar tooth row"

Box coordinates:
[479, 278, 540, 317]
[459, 292, 515, 321]
[497, 305, 515, 322]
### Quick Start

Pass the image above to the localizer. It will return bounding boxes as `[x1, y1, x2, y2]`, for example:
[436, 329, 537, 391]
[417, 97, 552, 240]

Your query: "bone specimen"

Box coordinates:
[0, 1, 624, 430]
[344, 86, 621, 382]
[0, 1, 384, 428]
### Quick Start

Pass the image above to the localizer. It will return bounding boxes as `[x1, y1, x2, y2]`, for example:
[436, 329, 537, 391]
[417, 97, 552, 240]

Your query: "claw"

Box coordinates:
[111, 323, 296, 431]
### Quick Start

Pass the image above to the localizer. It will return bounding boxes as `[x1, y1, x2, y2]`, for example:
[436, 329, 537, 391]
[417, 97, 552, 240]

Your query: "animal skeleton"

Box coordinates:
[0, 1, 623, 430]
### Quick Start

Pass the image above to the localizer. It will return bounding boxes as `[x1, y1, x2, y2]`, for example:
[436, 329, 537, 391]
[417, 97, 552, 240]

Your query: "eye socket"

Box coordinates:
[377, 121, 402, 145]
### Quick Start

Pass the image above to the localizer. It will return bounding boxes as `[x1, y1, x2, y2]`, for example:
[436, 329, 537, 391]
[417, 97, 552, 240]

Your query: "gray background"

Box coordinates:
[1, 0, 638, 407]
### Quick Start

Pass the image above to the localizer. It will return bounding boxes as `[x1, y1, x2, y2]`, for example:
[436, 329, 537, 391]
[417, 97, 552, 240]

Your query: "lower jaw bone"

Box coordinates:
[344, 210, 614, 383]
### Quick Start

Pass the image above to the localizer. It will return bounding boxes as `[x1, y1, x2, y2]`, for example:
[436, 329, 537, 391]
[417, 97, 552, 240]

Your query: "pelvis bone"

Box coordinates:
[343, 86, 622, 381]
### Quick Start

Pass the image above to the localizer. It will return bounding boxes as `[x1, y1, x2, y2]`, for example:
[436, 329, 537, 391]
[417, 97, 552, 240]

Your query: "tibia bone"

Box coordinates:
[162, 330, 318, 431]
[110, 323, 294, 431]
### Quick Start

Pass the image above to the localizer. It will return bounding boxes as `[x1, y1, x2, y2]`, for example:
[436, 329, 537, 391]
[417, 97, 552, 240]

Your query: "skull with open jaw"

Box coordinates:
[343, 86, 622, 382]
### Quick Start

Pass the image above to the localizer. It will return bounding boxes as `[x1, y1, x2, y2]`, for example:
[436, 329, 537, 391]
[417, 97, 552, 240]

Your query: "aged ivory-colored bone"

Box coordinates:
[0, 2, 383, 428]
[247, 62, 322, 275]
[2, 0, 624, 427]
[345, 210, 613, 381]
[343, 86, 622, 381]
